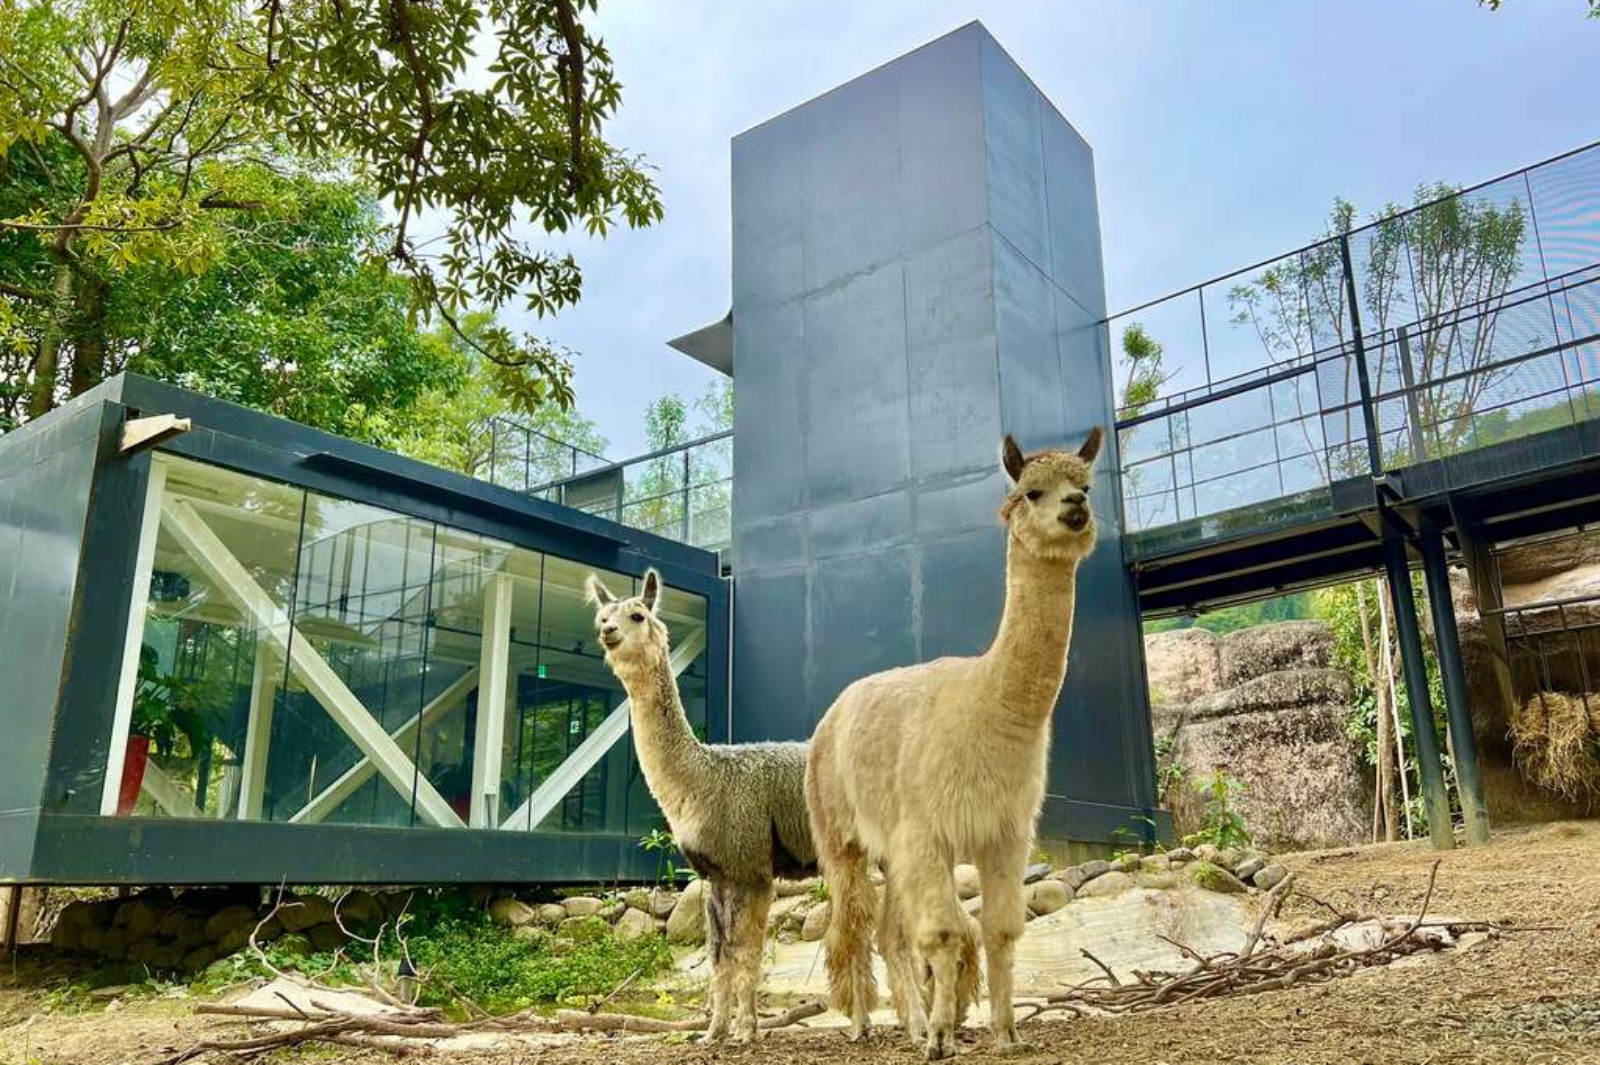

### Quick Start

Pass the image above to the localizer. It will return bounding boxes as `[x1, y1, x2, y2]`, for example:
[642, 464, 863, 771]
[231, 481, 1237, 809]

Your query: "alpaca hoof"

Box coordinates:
[846, 1022, 872, 1043]
[924, 1029, 955, 1060]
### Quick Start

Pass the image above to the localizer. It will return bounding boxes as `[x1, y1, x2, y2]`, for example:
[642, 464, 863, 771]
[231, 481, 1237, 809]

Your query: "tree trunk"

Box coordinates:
[27, 264, 74, 420]
[1356, 579, 1400, 841]
[68, 271, 108, 397]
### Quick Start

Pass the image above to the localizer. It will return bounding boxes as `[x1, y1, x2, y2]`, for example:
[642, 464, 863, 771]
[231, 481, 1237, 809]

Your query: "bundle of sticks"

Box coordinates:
[1022, 860, 1541, 1022]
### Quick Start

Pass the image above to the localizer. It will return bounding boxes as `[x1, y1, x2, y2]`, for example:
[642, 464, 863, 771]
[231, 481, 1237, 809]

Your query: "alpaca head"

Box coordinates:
[585, 568, 671, 668]
[998, 427, 1103, 562]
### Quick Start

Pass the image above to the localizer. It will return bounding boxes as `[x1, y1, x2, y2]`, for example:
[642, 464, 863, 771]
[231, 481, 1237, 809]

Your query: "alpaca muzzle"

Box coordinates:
[1060, 506, 1090, 531]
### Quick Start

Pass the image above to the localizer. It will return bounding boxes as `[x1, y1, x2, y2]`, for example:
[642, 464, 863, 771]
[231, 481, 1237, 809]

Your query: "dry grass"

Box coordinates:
[1510, 692, 1600, 800]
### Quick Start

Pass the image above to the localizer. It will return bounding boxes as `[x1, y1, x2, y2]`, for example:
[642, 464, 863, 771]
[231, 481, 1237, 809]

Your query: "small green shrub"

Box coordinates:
[1181, 770, 1252, 851]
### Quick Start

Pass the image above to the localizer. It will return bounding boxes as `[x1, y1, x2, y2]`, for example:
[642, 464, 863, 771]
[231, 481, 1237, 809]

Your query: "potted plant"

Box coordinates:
[120, 645, 208, 815]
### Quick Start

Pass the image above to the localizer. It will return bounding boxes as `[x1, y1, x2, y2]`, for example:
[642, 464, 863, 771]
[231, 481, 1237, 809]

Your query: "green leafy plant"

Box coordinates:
[131, 645, 212, 759]
[639, 829, 694, 887]
[1181, 771, 1252, 851]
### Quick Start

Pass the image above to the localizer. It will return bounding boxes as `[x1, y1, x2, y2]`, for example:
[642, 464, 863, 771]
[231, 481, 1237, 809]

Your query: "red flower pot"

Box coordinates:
[118, 735, 151, 816]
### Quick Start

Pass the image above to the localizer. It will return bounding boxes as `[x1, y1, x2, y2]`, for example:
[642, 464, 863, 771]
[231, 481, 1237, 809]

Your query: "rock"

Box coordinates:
[801, 901, 831, 942]
[1455, 931, 1493, 952]
[1166, 847, 1196, 863]
[338, 891, 384, 931]
[776, 878, 821, 897]
[49, 922, 80, 953]
[1136, 872, 1179, 890]
[1219, 620, 1334, 687]
[98, 929, 129, 960]
[537, 903, 569, 928]
[78, 927, 104, 954]
[489, 898, 539, 928]
[126, 939, 160, 965]
[648, 891, 678, 920]
[1143, 628, 1224, 705]
[274, 933, 315, 959]
[1234, 856, 1267, 882]
[1027, 880, 1072, 916]
[1055, 867, 1088, 891]
[598, 901, 625, 923]
[1140, 855, 1172, 873]
[1189, 861, 1248, 894]
[173, 915, 211, 950]
[381, 891, 416, 919]
[1117, 854, 1143, 874]
[205, 905, 260, 942]
[1075, 859, 1112, 883]
[216, 925, 255, 956]
[562, 896, 605, 918]
[1253, 864, 1289, 891]
[1076, 871, 1134, 898]
[614, 908, 656, 941]
[1194, 844, 1220, 863]
[88, 983, 130, 1001]
[279, 896, 335, 933]
[624, 889, 652, 913]
[954, 864, 982, 900]
[1023, 863, 1053, 885]
[308, 923, 347, 953]
[148, 943, 186, 970]
[114, 898, 163, 941]
[182, 946, 218, 973]
[769, 895, 809, 926]
[667, 880, 707, 944]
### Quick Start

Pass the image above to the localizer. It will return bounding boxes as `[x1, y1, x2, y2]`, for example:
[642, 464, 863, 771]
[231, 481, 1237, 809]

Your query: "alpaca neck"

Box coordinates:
[611, 645, 707, 799]
[982, 532, 1081, 721]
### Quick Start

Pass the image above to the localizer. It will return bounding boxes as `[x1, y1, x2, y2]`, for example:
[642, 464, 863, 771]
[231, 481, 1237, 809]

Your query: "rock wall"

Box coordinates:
[1147, 620, 1371, 851]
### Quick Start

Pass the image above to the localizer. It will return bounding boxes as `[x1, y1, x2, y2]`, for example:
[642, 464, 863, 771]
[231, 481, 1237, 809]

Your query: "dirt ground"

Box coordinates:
[3, 820, 1598, 1065]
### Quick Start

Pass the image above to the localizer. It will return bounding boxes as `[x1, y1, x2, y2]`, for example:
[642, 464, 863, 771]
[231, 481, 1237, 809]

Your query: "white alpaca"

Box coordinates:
[586, 570, 815, 1042]
[805, 429, 1103, 1059]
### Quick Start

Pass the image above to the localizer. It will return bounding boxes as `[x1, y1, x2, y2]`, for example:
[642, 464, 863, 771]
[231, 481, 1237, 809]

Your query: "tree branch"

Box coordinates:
[0, 280, 52, 303]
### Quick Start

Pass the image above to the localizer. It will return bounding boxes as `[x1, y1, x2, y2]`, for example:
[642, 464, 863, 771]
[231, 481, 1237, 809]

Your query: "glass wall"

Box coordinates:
[106, 454, 709, 836]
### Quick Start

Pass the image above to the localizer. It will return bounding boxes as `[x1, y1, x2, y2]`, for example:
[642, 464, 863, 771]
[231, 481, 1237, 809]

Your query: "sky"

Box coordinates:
[515, 0, 1598, 458]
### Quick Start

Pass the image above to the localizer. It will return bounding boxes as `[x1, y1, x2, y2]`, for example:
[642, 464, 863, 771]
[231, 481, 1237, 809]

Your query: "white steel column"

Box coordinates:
[499, 626, 706, 831]
[469, 572, 514, 828]
[160, 501, 465, 828]
[101, 459, 169, 815]
[238, 642, 282, 820]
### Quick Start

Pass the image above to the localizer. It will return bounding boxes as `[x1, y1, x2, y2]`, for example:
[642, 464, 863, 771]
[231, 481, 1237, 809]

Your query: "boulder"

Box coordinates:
[615, 907, 657, 941]
[1074, 859, 1111, 883]
[954, 864, 982, 900]
[147, 943, 187, 970]
[801, 901, 831, 942]
[1076, 871, 1134, 899]
[489, 898, 539, 928]
[1026, 880, 1072, 916]
[279, 896, 335, 933]
[1219, 621, 1333, 686]
[624, 889, 652, 913]
[1140, 854, 1171, 873]
[216, 925, 255, 956]
[205, 905, 260, 942]
[1234, 856, 1267, 882]
[769, 895, 809, 927]
[1144, 628, 1223, 705]
[776, 878, 821, 897]
[181, 946, 218, 974]
[537, 903, 569, 928]
[666, 880, 706, 944]
[308, 922, 346, 953]
[98, 928, 129, 960]
[1166, 847, 1195, 864]
[1253, 864, 1289, 892]
[113, 897, 164, 941]
[558, 916, 611, 944]
[648, 891, 679, 920]
[1023, 863, 1053, 885]
[337, 891, 384, 931]
[562, 896, 605, 918]
[1189, 862, 1248, 895]
[274, 933, 315, 960]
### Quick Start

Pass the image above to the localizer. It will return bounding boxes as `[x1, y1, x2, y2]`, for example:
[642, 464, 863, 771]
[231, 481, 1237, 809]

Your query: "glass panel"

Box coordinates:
[111, 453, 714, 843]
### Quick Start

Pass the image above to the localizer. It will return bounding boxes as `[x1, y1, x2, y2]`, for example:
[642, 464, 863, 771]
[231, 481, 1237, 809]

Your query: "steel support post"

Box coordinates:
[1419, 517, 1491, 845]
[1382, 530, 1455, 849]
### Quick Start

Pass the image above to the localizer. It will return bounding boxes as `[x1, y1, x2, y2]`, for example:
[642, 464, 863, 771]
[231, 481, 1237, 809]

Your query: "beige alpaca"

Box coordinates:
[805, 428, 1103, 1059]
[587, 570, 815, 1043]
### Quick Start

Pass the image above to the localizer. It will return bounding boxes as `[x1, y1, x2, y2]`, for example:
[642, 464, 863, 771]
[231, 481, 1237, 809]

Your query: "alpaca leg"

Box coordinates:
[976, 840, 1030, 1053]
[821, 842, 879, 1040]
[703, 880, 732, 1041]
[878, 873, 927, 1044]
[894, 831, 963, 1061]
[728, 883, 773, 1044]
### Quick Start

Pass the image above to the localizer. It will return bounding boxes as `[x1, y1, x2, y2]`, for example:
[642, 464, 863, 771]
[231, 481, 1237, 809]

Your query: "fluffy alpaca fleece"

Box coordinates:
[587, 569, 816, 1042]
[805, 428, 1103, 1059]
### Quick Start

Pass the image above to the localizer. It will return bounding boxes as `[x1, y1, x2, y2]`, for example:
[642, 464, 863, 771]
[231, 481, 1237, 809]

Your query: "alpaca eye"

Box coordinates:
[630, 612, 645, 623]
[1025, 489, 1042, 502]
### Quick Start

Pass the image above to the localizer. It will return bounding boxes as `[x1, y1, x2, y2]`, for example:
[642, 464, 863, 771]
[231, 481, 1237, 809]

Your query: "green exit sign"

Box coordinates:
[537, 664, 547, 679]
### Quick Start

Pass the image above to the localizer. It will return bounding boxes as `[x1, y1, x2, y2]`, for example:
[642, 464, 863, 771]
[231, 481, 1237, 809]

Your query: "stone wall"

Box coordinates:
[1147, 621, 1371, 851]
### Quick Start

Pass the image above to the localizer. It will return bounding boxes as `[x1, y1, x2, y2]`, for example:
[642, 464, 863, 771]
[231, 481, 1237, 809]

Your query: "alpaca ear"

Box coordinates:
[1078, 425, 1104, 465]
[584, 573, 617, 607]
[1001, 434, 1027, 482]
[641, 569, 661, 613]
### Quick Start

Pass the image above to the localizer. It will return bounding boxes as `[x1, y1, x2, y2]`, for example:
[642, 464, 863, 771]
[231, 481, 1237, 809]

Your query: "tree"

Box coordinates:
[629, 380, 732, 545]
[1115, 322, 1176, 528]
[381, 310, 607, 480]
[1, 0, 661, 419]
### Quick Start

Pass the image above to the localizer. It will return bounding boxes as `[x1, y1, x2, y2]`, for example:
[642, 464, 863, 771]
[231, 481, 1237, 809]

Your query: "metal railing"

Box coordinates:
[531, 431, 734, 554]
[480, 417, 610, 493]
[1112, 141, 1600, 535]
